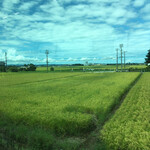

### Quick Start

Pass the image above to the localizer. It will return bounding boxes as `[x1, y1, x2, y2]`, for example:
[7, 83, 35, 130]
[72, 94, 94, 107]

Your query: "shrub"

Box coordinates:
[50, 67, 54, 71]
[9, 66, 19, 72]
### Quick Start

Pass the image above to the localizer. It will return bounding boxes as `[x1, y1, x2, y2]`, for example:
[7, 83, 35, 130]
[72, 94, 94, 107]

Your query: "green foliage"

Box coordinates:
[0, 66, 6, 72]
[19, 67, 27, 71]
[145, 49, 150, 65]
[0, 62, 6, 72]
[50, 66, 54, 71]
[27, 64, 36, 71]
[128, 67, 135, 72]
[0, 119, 55, 150]
[101, 73, 150, 150]
[23, 63, 36, 71]
[8, 66, 19, 72]
[18, 64, 37, 72]
[0, 72, 140, 149]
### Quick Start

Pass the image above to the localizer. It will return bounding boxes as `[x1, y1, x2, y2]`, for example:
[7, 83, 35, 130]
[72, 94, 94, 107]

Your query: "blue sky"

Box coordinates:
[0, 0, 150, 64]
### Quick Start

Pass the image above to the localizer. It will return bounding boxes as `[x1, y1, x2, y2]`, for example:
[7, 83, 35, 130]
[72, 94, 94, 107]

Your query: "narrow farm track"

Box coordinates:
[79, 73, 143, 150]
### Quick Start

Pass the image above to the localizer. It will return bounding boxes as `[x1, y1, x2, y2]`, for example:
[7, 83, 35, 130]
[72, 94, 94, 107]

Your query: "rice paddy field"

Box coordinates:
[36, 64, 146, 72]
[0, 72, 149, 150]
[101, 73, 150, 150]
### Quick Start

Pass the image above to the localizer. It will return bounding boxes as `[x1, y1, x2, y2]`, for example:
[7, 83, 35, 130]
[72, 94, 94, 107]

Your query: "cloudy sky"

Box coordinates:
[0, 0, 150, 64]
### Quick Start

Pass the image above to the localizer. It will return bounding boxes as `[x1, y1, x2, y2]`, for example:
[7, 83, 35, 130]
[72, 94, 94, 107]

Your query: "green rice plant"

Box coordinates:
[0, 72, 140, 149]
[100, 73, 150, 150]
[1, 72, 140, 133]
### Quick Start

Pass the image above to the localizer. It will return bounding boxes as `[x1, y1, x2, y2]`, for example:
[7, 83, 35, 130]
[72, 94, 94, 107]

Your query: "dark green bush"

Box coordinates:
[8, 66, 19, 72]
[50, 67, 54, 71]
[0, 66, 6, 72]
[27, 64, 36, 71]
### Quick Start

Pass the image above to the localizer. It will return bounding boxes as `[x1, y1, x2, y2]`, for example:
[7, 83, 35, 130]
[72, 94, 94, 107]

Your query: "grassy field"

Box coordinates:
[36, 64, 146, 72]
[101, 73, 150, 150]
[0, 72, 141, 149]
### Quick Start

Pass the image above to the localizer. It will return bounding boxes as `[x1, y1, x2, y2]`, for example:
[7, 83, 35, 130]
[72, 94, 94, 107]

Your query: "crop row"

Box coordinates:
[0, 73, 140, 134]
[0, 72, 140, 149]
[101, 73, 150, 150]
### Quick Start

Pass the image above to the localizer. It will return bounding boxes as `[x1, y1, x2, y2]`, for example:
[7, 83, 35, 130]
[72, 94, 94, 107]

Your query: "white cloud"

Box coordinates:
[80, 57, 90, 61]
[133, 0, 146, 7]
[40, 0, 64, 14]
[0, 0, 149, 64]
[19, 1, 38, 11]
[141, 3, 150, 13]
[0, 48, 45, 64]
[2, 0, 20, 12]
[140, 4, 150, 20]
[0, 40, 23, 46]
[66, 57, 78, 61]
[102, 56, 115, 60]
[143, 15, 150, 20]
[0, 12, 8, 19]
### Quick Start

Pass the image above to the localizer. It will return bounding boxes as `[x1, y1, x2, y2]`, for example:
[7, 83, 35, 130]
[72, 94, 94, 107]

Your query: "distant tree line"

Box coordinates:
[71, 64, 83, 66]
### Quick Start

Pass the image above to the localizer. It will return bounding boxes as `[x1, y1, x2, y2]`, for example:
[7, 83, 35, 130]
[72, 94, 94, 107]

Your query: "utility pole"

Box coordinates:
[116, 48, 118, 72]
[5, 52, 7, 72]
[124, 51, 126, 70]
[45, 50, 49, 73]
[120, 44, 123, 72]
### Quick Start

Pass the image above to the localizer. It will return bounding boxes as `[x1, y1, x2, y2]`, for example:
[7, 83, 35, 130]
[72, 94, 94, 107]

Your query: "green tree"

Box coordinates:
[145, 49, 150, 66]
[9, 66, 19, 72]
[0, 62, 6, 72]
[0, 66, 6, 72]
[27, 64, 36, 71]
[50, 66, 54, 71]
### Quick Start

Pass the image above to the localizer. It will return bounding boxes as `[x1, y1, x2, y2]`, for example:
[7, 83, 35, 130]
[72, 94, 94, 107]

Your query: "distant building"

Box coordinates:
[0, 61, 6, 72]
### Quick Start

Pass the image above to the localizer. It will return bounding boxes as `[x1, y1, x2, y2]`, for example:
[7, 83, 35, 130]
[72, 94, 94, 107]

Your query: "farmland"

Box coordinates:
[101, 73, 150, 150]
[0, 72, 148, 150]
[36, 64, 146, 72]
